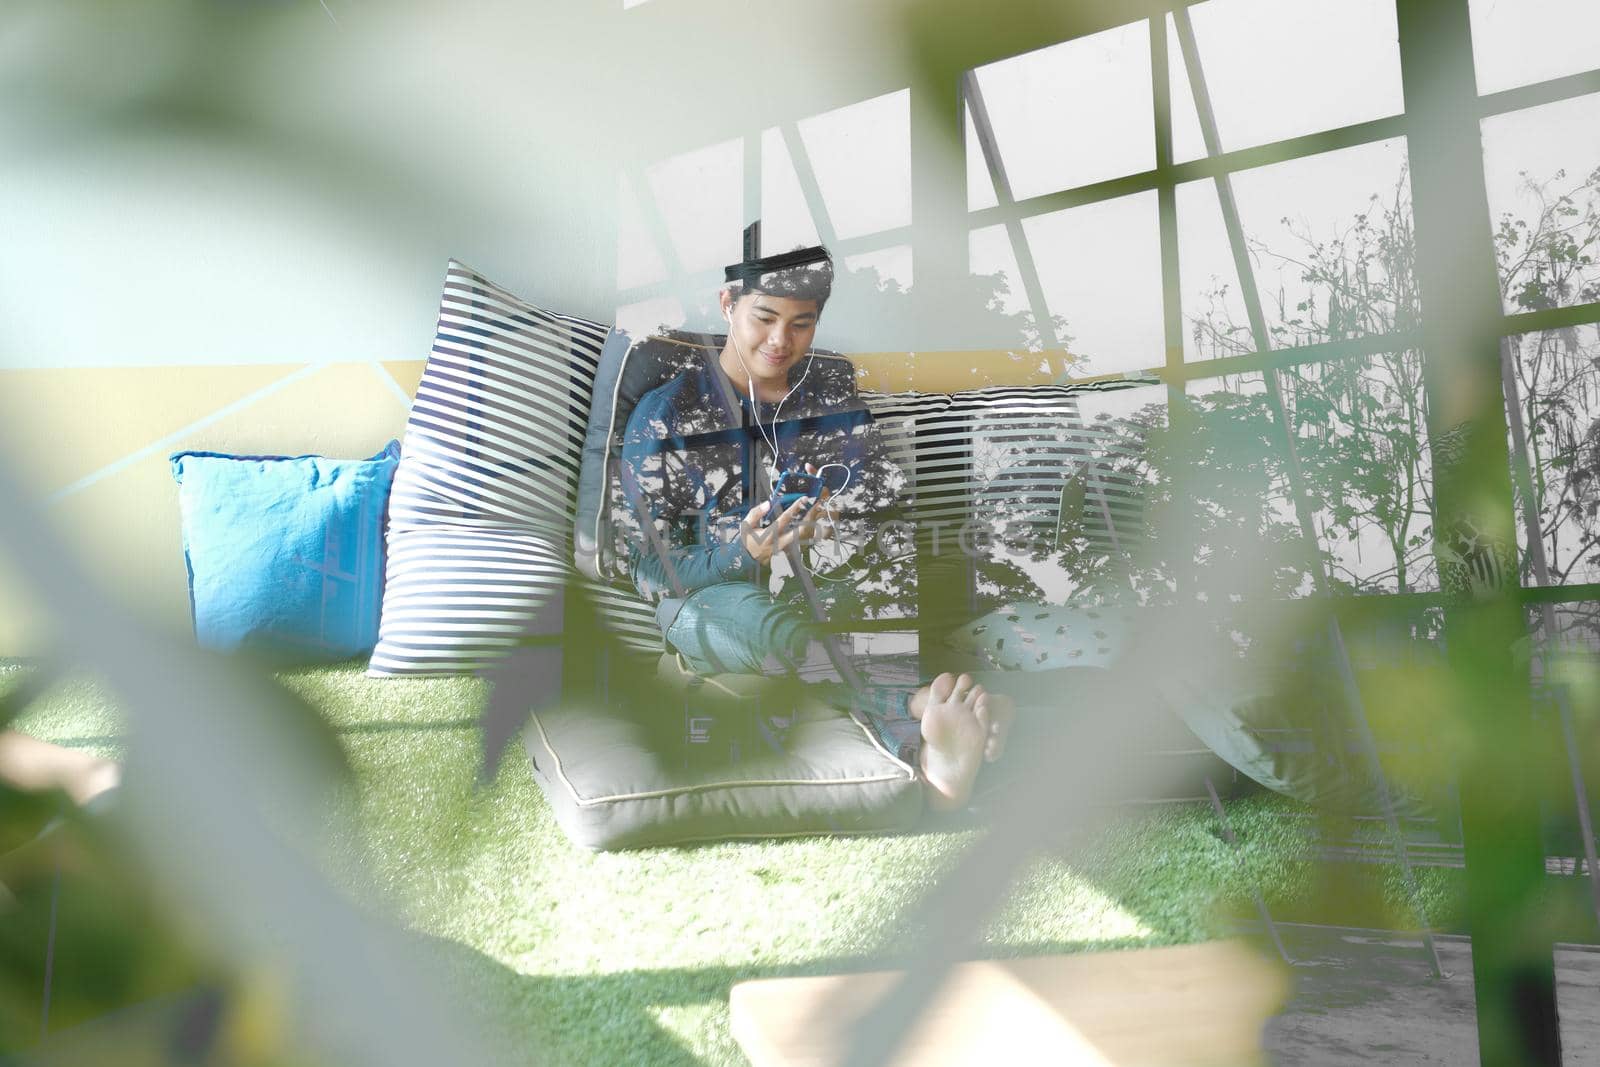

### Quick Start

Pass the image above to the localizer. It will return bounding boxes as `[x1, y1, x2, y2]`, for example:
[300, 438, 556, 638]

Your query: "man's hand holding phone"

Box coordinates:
[741, 464, 834, 566]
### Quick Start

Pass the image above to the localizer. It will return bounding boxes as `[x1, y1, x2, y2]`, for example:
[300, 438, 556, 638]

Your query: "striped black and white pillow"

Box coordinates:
[368, 527, 568, 675]
[367, 261, 612, 677]
[585, 581, 668, 657]
[387, 262, 607, 537]
[863, 380, 1157, 555]
[861, 387, 1078, 543]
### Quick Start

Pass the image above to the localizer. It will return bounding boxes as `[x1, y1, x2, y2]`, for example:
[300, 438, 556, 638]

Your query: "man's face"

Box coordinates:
[721, 290, 821, 389]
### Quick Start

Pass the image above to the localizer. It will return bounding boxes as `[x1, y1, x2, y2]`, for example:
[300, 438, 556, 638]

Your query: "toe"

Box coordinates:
[977, 709, 998, 761]
[979, 694, 1011, 761]
[928, 672, 957, 703]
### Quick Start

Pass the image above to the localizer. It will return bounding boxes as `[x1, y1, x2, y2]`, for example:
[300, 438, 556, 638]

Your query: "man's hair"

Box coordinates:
[725, 245, 833, 311]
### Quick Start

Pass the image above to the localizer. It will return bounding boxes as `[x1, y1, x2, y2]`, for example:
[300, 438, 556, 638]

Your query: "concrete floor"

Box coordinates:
[1263, 924, 1599, 1065]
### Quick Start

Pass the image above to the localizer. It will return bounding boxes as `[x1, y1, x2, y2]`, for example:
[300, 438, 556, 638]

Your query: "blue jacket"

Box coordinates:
[619, 355, 902, 628]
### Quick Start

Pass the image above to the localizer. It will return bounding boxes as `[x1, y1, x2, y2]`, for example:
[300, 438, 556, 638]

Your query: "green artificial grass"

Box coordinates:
[1, 661, 1467, 1065]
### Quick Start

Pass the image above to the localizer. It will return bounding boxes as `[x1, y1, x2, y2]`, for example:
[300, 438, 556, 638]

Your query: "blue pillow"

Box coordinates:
[170, 441, 401, 662]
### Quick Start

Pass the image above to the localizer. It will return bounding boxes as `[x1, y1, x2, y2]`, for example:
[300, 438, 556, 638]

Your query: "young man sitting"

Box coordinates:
[619, 248, 1014, 811]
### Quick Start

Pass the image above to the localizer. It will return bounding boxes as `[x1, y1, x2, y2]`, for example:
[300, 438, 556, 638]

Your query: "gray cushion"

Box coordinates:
[524, 657, 922, 850]
[945, 602, 1138, 671]
[951, 604, 1432, 816]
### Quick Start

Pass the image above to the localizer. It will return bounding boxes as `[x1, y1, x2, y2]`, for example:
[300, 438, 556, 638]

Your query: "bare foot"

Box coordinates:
[974, 689, 1015, 763]
[917, 673, 989, 811]
[910, 677, 1015, 764]
[73, 757, 121, 806]
[0, 731, 120, 806]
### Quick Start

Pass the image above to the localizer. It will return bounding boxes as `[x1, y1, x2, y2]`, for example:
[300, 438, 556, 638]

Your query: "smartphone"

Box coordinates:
[764, 471, 823, 525]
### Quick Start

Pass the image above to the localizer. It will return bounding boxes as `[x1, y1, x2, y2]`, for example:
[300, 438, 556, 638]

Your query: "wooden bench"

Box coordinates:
[730, 940, 1287, 1067]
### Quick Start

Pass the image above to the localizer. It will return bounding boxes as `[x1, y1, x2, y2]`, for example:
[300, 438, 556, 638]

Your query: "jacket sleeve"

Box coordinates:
[619, 395, 757, 602]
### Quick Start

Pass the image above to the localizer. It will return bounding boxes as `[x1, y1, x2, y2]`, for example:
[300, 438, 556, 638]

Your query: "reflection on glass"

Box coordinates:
[1470, 0, 1600, 96]
[1168, 0, 1403, 163]
[1527, 602, 1600, 671]
[622, 88, 913, 344]
[616, 173, 667, 291]
[966, 194, 1161, 372]
[1021, 191, 1163, 376]
[843, 244, 911, 293]
[613, 295, 685, 339]
[759, 127, 822, 254]
[1179, 372, 1320, 601]
[796, 89, 910, 240]
[965, 22, 1153, 205]
[968, 224, 1028, 322]
[1482, 93, 1600, 315]
[1185, 356, 1436, 597]
[968, 400, 1091, 606]
[1505, 324, 1600, 587]
[965, 103, 999, 212]
[1068, 382, 1168, 562]
[1518, 601, 1600, 948]
[642, 137, 742, 275]
[1283, 354, 1435, 595]
[1180, 139, 1415, 360]
[973, 382, 1168, 605]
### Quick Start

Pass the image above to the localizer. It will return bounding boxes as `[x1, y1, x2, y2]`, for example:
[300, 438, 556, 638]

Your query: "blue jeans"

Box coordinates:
[663, 581, 925, 764]
[664, 582, 813, 676]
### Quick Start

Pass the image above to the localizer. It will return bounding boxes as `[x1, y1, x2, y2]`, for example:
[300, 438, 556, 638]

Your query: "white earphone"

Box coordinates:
[723, 300, 813, 485]
[721, 299, 863, 580]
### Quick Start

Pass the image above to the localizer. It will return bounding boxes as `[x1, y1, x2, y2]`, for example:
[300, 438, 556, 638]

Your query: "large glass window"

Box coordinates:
[1482, 92, 1600, 316]
[971, 192, 1164, 376]
[1469, 0, 1600, 96]
[1505, 324, 1600, 588]
[959, 2, 1418, 388]
[793, 90, 912, 241]
[1179, 139, 1416, 361]
[1167, 0, 1403, 162]
[615, 90, 913, 339]
[603, 9, 1600, 1048]
[963, 23, 1154, 207]
[616, 0, 1600, 614]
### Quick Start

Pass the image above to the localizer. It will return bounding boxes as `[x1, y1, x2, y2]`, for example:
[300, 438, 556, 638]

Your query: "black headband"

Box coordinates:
[723, 244, 832, 288]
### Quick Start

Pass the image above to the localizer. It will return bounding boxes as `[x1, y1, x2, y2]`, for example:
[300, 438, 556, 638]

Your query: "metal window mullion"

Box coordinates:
[962, 69, 1061, 351]
[1153, 9, 1299, 965]
[1505, 301, 1600, 336]
[1397, 0, 1564, 1057]
[1163, 328, 1421, 384]
[966, 111, 1411, 231]
[1478, 65, 1600, 119]
[614, 228, 918, 306]
[1150, 13, 1187, 406]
